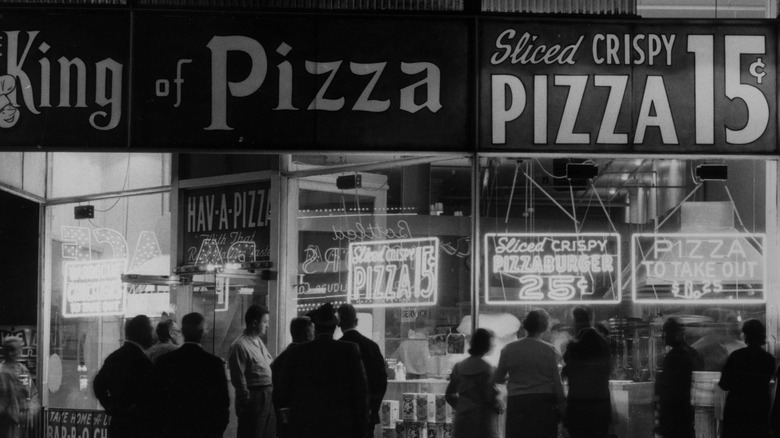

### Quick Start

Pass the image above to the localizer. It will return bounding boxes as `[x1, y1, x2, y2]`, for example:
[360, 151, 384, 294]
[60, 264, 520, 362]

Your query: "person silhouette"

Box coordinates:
[654, 317, 704, 438]
[94, 315, 155, 438]
[446, 328, 502, 438]
[719, 319, 775, 438]
[153, 312, 229, 438]
[276, 303, 369, 438]
[492, 309, 565, 438]
[562, 307, 611, 438]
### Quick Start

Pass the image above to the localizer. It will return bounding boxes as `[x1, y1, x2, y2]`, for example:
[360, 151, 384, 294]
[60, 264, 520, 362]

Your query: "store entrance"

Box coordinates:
[122, 271, 268, 357]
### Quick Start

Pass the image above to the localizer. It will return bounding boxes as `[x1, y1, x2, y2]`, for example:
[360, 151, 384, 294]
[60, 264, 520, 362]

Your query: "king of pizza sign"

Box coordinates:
[483, 22, 776, 152]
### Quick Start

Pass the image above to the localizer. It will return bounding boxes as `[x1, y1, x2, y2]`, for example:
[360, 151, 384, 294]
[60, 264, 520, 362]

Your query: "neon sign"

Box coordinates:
[61, 225, 165, 317]
[347, 237, 438, 308]
[484, 233, 621, 305]
[62, 259, 127, 318]
[632, 233, 766, 304]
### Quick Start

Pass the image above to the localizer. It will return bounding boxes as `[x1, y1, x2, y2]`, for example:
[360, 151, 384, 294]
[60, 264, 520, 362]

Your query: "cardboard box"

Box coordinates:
[426, 422, 439, 438]
[406, 421, 427, 438]
[401, 393, 417, 421]
[441, 423, 453, 438]
[382, 427, 398, 438]
[434, 395, 453, 423]
[395, 421, 406, 438]
[415, 393, 436, 422]
[380, 400, 400, 427]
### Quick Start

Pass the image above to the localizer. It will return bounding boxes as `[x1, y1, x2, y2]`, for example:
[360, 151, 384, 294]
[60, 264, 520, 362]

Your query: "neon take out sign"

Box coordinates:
[484, 233, 621, 305]
[632, 233, 766, 303]
[347, 237, 438, 308]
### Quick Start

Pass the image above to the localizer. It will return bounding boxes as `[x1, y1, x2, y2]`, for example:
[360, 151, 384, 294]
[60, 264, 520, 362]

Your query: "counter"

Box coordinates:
[380, 379, 657, 438]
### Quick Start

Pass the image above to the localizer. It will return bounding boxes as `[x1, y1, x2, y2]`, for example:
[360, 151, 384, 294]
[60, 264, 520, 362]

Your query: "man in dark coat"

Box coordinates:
[94, 315, 155, 438]
[562, 307, 612, 438]
[338, 304, 388, 438]
[655, 317, 704, 438]
[270, 316, 314, 438]
[720, 319, 775, 438]
[276, 303, 369, 438]
[153, 312, 230, 438]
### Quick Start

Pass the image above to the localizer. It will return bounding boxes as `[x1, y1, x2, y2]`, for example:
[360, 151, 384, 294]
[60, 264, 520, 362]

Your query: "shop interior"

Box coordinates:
[290, 154, 772, 380]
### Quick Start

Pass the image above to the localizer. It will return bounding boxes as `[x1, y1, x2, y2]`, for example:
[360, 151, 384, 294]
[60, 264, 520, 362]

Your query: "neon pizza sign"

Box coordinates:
[484, 233, 621, 305]
[347, 237, 438, 308]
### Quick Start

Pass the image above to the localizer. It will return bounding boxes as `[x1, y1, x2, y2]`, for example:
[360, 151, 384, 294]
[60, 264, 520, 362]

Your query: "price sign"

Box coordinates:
[347, 237, 439, 308]
[484, 233, 621, 305]
[632, 233, 766, 303]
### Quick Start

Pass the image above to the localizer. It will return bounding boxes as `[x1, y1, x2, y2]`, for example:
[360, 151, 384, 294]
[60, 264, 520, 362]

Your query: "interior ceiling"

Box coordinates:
[295, 155, 692, 212]
[483, 157, 687, 206]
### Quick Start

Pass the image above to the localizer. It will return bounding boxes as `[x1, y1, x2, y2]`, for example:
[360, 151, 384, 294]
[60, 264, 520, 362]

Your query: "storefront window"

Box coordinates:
[44, 153, 171, 410]
[290, 155, 473, 379]
[0, 152, 46, 198]
[49, 153, 171, 198]
[479, 156, 773, 374]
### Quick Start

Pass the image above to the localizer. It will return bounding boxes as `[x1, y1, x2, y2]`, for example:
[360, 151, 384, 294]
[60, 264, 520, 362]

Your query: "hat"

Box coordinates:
[307, 303, 338, 328]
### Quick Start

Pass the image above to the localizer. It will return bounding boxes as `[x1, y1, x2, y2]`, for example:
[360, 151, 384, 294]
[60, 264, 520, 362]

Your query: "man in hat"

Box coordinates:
[276, 303, 369, 438]
[228, 305, 275, 438]
[338, 304, 388, 438]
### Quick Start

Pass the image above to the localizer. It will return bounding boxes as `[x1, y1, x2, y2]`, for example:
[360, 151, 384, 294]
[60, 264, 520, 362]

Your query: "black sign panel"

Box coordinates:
[47, 409, 110, 438]
[0, 11, 129, 149]
[180, 181, 271, 266]
[480, 19, 777, 153]
[133, 13, 470, 151]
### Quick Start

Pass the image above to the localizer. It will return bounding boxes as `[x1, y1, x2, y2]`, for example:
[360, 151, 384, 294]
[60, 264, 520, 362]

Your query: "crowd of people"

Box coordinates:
[1, 302, 768, 438]
[90, 302, 387, 438]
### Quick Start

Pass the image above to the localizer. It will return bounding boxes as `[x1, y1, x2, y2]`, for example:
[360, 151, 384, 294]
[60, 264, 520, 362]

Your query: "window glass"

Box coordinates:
[292, 155, 472, 379]
[49, 153, 171, 198]
[479, 157, 771, 377]
[46, 192, 171, 409]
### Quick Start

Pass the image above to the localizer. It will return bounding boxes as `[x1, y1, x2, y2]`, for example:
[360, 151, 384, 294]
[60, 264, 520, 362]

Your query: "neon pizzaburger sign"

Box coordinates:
[347, 237, 438, 308]
[484, 233, 621, 305]
[632, 233, 766, 304]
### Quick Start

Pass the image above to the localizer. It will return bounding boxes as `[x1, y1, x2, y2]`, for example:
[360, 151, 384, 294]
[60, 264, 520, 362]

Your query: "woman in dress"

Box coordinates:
[719, 318, 776, 438]
[445, 328, 502, 438]
[492, 310, 565, 438]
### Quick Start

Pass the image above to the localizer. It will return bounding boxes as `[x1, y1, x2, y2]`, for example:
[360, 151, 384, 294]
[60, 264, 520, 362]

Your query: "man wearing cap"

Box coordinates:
[277, 303, 369, 438]
[228, 305, 275, 438]
[338, 304, 388, 438]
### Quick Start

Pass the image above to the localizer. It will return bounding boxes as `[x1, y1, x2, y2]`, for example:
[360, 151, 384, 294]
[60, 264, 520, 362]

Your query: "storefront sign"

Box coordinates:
[0, 11, 129, 149]
[347, 237, 439, 308]
[132, 14, 469, 150]
[62, 259, 126, 318]
[481, 21, 777, 152]
[180, 181, 271, 267]
[632, 233, 766, 303]
[484, 233, 621, 305]
[47, 409, 111, 438]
